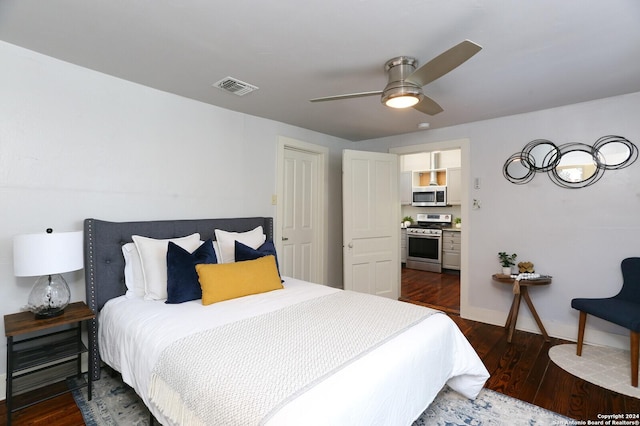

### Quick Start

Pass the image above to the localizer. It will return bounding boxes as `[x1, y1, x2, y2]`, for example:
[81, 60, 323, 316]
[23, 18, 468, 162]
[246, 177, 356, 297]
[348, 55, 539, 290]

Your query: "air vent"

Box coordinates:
[213, 77, 259, 96]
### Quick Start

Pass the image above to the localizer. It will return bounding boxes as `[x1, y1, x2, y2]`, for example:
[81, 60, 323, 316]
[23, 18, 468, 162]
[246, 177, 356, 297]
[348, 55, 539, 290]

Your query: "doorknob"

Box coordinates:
[348, 242, 353, 248]
[282, 237, 289, 241]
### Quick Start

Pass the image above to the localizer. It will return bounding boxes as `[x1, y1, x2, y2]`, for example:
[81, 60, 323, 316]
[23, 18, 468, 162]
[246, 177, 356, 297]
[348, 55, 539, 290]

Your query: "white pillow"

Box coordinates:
[132, 233, 201, 300]
[214, 226, 265, 263]
[212, 240, 221, 261]
[122, 242, 145, 298]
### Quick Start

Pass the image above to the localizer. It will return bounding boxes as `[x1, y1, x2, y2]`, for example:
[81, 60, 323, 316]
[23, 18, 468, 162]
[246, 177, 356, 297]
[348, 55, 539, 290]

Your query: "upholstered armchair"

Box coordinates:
[571, 257, 640, 387]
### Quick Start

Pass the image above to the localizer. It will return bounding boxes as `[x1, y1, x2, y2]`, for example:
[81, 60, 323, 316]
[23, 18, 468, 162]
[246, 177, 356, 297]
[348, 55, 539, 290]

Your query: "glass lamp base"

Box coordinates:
[34, 308, 65, 319]
[28, 274, 71, 320]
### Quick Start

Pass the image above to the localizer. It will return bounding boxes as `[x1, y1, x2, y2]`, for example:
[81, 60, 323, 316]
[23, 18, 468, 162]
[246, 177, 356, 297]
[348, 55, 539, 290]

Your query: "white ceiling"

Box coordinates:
[1, 0, 639, 141]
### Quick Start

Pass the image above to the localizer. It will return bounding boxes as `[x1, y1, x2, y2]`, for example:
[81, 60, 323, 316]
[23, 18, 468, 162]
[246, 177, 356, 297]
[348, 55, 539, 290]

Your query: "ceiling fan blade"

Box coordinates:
[413, 95, 444, 115]
[309, 90, 382, 102]
[405, 40, 482, 87]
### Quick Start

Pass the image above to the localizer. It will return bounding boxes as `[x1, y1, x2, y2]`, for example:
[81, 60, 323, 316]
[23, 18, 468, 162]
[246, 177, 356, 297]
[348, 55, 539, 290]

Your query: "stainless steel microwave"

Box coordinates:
[412, 186, 447, 207]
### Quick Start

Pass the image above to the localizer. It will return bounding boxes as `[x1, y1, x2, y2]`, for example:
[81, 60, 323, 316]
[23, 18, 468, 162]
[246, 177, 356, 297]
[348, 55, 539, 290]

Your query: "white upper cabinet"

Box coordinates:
[438, 149, 461, 168]
[446, 167, 462, 205]
[400, 152, 430, 171]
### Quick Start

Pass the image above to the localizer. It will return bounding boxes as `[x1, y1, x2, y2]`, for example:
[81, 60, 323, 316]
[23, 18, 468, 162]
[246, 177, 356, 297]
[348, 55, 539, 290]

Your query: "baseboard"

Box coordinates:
[0, 373, 4, 401]
[461, 305, 628, 351]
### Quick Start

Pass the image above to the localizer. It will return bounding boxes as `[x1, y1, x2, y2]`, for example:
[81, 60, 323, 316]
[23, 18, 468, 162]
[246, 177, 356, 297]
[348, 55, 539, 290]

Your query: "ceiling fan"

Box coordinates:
[310, 40, 482, 115]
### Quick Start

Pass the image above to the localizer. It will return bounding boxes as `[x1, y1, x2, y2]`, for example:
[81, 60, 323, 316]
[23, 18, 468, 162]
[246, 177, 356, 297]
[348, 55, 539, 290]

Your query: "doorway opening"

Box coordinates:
[391, 139, 469, 315]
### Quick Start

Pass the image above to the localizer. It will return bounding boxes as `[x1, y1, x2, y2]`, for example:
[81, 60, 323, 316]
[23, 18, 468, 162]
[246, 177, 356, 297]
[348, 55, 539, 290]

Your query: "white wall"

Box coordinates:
[359, 91, 640, 349]
[0, 41, 349, 380]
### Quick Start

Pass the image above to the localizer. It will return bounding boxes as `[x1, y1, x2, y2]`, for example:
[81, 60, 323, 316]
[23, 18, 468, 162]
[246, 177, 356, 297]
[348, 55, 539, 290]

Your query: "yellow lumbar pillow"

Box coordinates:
[196, 255, 283, 305]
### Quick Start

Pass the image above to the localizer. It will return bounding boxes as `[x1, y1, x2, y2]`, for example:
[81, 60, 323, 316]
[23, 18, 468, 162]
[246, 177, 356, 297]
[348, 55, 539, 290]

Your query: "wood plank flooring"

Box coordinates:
[401, 267, 640, 420]
[0, 268, 637, 424]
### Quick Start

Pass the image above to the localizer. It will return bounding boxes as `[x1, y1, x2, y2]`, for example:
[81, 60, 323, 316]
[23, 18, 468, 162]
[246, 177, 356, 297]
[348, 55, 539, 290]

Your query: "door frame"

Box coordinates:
[275, 136, 328, 285]
[390, 138, 470, 316]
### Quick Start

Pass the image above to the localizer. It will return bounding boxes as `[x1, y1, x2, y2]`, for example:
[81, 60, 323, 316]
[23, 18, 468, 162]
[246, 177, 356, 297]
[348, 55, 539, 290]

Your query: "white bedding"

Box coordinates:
[99, 277, 489, 425]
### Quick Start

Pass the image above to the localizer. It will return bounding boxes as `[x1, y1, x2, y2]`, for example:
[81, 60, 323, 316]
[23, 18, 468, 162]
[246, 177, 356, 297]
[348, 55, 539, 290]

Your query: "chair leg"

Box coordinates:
[576, 312, 587, 356]
[631, 331, 639, 387]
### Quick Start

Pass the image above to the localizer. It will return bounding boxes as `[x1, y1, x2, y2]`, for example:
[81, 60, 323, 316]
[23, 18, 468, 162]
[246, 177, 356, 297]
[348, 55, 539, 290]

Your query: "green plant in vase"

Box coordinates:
[498, 252, 517, 275]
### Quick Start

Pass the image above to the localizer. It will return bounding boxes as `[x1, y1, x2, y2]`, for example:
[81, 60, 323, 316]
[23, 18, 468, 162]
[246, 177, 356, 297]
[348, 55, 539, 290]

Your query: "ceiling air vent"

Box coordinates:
[213, 77, 259, 96]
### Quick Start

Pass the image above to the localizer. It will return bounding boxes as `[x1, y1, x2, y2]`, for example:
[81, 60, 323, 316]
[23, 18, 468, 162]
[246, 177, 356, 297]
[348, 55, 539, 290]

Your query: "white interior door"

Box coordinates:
[343, 149, 399, 299]
[280, 146, 321, 283]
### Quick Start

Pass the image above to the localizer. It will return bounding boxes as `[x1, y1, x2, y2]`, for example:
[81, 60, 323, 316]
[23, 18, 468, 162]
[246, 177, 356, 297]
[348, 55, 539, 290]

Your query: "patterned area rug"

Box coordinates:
[549, 343, 640, 398]
[414, 387, 571, 425]
[70, 372, 151, 426]
[72, 372, 570, 425]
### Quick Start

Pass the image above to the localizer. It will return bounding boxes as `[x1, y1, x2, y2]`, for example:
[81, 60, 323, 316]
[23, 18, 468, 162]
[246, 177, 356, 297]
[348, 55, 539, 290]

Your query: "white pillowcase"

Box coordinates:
[122, 242, 145, 298]
[132, 233, 201, 300]
[214, 226, 265, 263]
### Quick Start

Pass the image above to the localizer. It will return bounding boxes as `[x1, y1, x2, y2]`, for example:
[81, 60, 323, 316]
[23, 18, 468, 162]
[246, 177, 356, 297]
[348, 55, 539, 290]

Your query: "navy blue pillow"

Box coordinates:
[235, 240, 282, 280]
[166, 239, 217, 304]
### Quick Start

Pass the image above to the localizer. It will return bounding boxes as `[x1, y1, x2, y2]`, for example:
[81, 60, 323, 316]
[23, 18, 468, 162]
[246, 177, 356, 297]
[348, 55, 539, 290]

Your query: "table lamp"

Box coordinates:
[13, 229, 84, 319]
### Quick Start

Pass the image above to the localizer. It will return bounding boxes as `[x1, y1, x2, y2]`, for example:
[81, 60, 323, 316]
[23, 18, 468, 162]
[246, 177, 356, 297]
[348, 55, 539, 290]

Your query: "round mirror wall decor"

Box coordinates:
[502, 135, 637, 188]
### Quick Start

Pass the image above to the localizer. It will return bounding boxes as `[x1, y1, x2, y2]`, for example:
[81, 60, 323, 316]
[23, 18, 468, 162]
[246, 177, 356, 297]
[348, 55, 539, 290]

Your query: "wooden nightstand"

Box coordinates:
[4, 301, 95, 425]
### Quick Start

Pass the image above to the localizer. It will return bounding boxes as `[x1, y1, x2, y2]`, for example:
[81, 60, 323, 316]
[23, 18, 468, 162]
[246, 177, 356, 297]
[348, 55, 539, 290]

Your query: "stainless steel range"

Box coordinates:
[406, 213, 452, 273]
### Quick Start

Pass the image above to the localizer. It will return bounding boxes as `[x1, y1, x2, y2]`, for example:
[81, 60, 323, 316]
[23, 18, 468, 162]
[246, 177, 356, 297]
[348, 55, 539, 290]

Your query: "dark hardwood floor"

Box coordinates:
[400, 267, 461, 315]
[0, 268, 637, 424]
[401, 266, 640, 421]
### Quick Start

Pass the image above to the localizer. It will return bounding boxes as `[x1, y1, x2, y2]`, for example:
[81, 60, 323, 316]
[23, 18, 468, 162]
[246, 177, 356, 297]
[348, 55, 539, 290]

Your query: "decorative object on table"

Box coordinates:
[402, 216, 414, 228]
[518, 261, 534, 273]
[454, 217, 462, 229]
[13, 228, 84, 319]
[502, 135, 638, 188]
[498, 251, 517, 275]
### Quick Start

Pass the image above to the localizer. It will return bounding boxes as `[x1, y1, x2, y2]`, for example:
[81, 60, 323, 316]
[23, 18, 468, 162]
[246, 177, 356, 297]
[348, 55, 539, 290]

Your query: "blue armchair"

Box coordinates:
[571, 257, 640, 387]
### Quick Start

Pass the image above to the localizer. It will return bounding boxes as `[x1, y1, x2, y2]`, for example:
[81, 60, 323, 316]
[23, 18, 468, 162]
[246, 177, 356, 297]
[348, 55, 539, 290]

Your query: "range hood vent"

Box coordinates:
[213, 77, 259, 96]
[429, 151, 440, 185]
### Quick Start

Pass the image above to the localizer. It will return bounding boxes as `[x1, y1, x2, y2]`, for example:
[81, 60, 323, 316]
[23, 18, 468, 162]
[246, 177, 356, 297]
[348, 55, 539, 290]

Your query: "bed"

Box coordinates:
[84, 217, 489, 425]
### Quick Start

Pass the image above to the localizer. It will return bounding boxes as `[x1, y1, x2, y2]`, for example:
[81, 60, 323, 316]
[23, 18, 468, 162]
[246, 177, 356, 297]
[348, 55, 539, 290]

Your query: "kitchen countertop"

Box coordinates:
[442, 227, 461, 232]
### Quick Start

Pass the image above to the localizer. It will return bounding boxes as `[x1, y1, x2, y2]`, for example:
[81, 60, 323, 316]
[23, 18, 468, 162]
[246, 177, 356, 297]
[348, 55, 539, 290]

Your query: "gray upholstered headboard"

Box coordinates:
[83, 216, 273, 380]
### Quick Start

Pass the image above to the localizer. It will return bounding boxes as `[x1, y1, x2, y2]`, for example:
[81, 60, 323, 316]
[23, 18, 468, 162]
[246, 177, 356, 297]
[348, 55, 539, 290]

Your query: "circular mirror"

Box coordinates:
[593, 135, 638, 170]
[503, 153, 535, 184]
[522, 139, 559, 172]
[549, 143, 604, 188]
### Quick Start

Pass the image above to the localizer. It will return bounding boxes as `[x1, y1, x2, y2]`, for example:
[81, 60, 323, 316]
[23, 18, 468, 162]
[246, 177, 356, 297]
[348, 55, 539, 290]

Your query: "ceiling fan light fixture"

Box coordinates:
[382, 84, 423, 109]
[385, 94, 420, 108]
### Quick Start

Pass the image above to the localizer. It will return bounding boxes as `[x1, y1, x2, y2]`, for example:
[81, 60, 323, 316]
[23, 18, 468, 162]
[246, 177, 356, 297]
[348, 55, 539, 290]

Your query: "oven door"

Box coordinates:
[407, 234, 441, 264]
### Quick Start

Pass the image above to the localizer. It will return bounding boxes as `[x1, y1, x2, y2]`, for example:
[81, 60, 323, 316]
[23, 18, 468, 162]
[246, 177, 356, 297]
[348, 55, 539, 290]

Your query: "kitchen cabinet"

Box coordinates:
[401, 228, 407, 263]
[413, 169, 447, 187]
[442, 230, 461, 270]
[446, 167, 461, 205]
[400, 171, 412, 205]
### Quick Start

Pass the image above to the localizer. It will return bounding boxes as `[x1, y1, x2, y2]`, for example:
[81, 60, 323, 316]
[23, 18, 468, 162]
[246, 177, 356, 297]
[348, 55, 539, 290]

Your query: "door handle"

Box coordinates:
[348, 242, 353, 248]
[282, 237, 289, 241]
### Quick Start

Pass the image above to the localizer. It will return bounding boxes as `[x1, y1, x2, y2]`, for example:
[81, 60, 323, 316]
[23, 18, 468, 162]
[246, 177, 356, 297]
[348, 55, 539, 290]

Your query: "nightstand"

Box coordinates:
[4, 301, 95, 425]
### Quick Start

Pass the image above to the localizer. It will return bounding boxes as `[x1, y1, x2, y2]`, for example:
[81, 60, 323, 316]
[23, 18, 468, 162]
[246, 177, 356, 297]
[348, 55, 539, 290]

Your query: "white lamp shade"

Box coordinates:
[13, 230, 84, 277]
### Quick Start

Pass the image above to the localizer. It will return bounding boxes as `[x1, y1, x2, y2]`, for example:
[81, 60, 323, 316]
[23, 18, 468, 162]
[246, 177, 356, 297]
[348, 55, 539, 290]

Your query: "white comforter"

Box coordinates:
[99, 277, 489, 425]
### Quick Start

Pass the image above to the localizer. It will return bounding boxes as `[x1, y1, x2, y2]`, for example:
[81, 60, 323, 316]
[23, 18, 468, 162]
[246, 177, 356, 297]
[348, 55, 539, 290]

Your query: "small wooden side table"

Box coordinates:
[492, 274, 552, 343]
[4, 301, 95, 425]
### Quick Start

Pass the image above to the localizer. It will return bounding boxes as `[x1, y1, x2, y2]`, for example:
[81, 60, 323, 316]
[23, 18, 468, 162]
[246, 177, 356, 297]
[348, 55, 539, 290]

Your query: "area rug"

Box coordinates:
[414, 386, 571, 425]
[72, 372, 570, 425]
[70, 372, 151, 426]
[549, 343, 640, 399]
